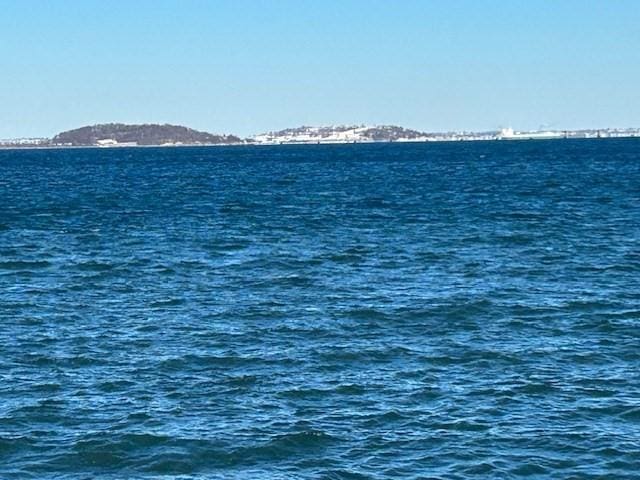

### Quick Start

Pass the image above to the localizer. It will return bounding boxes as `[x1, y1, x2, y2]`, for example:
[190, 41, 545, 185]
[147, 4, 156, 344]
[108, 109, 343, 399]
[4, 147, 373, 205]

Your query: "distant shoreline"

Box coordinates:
[0, 143, 248, 151]
[3, 123, 640, 149]
[2, 135, 640, 152]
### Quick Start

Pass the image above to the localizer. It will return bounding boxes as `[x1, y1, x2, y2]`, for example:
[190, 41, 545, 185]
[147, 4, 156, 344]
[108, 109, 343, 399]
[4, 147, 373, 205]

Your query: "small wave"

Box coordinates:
[461, 462, 499, 475]
[344, 307, 389, 321]
[280, 384, 365, 399]
[619, 407, 640, 421]
[323, 469, 371, 480]
[74, 260, 115, 271]
[223, 374, 259, 387]
[266, 274, 314, 287]
[495, 233, 534, 245]
[97, 379, 136, 393]
[220, 202, 253, 213]
[0, 435, 34, 455]
[324, 252, 364, 263]
[0, 260, 51, 270]
[149, 298, 185, 308]
[239, 430, 339, 460]
[434, 419, 491, 432]
[509, 463, 549, 476]
[160, 354, 254, 371]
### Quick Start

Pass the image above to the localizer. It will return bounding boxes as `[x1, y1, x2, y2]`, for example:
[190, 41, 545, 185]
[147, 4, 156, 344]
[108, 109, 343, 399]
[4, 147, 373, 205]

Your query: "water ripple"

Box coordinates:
[0, 140, 639, 478]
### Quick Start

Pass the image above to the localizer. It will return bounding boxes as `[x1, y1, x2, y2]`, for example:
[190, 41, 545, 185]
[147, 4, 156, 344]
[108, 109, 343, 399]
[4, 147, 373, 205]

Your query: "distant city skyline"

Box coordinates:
[1, 0, 639, 138]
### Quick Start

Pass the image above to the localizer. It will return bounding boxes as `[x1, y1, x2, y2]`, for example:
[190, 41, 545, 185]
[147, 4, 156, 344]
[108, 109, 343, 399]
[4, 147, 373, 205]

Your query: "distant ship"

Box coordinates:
[498, 127, 565, 140]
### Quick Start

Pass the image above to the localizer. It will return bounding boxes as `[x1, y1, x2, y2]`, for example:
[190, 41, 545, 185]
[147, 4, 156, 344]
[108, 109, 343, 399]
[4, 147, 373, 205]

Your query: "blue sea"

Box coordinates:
[1, 140, 639, 479]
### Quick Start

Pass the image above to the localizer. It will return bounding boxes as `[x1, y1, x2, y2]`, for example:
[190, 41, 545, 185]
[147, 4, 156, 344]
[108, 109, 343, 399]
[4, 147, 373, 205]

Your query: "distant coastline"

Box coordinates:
[2, 123, 640, 149]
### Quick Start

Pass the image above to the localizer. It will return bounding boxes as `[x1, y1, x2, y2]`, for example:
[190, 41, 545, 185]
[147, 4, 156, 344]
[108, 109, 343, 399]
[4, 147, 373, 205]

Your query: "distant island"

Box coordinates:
[1, 123, 640, 148]
[253, 125, 432, 144]
[253, 125, 640, 144]
[51, 123, 241, 147]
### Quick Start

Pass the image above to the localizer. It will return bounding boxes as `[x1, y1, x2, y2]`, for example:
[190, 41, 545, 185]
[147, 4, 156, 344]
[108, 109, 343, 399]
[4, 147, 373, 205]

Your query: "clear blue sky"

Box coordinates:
[1, 0, 639, 138]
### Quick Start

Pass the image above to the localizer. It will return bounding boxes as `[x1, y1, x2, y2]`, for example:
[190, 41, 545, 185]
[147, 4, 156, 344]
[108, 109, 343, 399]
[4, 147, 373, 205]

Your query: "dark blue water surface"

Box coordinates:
[1, 140, 639, 479]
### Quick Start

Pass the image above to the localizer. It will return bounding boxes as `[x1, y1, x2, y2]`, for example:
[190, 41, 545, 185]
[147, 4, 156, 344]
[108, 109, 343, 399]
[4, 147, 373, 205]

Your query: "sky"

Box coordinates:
[1, 0, 639, 138]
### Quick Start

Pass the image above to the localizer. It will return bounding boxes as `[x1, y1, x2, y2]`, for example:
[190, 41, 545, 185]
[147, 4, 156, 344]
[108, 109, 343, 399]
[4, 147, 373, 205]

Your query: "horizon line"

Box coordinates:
[3, 122, 640, 141]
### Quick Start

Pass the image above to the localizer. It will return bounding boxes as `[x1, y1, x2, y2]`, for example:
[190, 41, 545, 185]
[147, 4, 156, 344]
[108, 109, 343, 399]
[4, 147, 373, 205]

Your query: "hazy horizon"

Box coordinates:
[2, 0, 639, 138]
[4, 122, 640, 142]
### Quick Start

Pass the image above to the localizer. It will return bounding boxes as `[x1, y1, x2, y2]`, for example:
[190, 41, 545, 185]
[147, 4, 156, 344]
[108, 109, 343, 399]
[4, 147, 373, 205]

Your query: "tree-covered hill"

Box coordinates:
[52, 123, 242, 146]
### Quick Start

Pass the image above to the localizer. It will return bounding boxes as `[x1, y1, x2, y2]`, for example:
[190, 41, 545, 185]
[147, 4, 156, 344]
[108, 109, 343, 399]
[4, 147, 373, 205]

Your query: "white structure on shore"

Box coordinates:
[0, 137, 49, 146]
[96, 138, 138, 147]
[253, 126, 377, 144]
[498, 127, 565, 140]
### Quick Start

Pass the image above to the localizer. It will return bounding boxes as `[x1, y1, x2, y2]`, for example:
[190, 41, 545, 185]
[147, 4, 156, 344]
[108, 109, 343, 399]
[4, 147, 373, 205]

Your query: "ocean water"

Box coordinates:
[1, 140, 639, 479]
